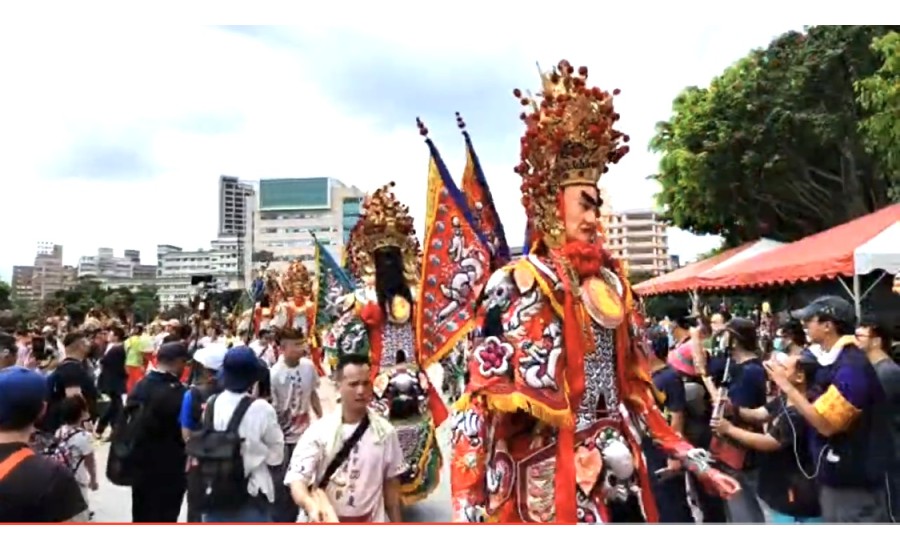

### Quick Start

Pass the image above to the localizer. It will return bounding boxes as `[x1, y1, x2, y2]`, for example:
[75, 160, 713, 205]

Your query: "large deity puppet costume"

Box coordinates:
[449, 61, 739, 524]
[328, 182, 447, 506]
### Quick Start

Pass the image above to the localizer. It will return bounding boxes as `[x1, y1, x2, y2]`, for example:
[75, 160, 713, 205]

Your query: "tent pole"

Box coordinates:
[853, 273, 862, 320]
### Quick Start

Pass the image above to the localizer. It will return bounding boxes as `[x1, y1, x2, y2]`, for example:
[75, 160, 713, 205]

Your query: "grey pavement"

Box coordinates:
[91, 365, 453, 523]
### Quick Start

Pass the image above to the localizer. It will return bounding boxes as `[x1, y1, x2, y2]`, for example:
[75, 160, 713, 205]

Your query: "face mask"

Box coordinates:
[666, 328, 675, 348]
[772, 337, 786, 352]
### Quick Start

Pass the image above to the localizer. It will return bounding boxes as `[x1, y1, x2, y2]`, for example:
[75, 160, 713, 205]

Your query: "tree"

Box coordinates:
[39, 278, 160, 324]
[651, 26, 899, 246]
[0, 280, 10, 311]
[855, 31, 900, 201]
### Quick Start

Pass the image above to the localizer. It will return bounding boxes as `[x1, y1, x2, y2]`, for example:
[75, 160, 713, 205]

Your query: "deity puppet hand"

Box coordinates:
[676, 448, 740, 499]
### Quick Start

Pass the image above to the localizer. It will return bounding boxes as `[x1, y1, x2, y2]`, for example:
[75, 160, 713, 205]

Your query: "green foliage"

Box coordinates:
[40, 278, 159, 324]
[855, 31, 900, 201]
[651, 25, 899, 246]
[0, 280, 10, 311]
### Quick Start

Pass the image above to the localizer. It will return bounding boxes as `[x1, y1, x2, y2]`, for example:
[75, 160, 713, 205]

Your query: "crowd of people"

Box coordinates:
[0, 319, 359, 523]
[2, 58, 898, 525]
[641, 296, 899, 523]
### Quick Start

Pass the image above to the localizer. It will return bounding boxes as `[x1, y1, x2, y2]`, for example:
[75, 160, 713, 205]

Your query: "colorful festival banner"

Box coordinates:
[312, 233, 355, 328]
[415, 118, 491, 368]
[456, 113, 510, 269]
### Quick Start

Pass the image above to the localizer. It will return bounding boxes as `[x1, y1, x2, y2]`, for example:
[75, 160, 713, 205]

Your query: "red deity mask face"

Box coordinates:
[560, 185, 600, 245]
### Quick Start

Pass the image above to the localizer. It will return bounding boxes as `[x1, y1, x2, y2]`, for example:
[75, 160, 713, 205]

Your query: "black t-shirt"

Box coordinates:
[756, 397, 821, 518]
[0, 443, 87, 522]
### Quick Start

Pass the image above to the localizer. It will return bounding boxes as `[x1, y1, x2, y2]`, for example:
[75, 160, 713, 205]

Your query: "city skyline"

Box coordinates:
[0, 19, 813, 282]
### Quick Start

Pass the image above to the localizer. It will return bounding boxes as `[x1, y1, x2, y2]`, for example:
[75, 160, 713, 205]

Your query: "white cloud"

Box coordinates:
[0, 11, 814, 281]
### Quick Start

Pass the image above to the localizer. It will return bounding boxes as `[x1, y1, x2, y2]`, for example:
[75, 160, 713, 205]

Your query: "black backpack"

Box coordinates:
[106, 382, 171, 487]
[185, 394, 254, 512]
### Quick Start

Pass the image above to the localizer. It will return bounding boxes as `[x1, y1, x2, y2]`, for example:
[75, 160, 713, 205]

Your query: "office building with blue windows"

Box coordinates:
[254, 177, 365, 271]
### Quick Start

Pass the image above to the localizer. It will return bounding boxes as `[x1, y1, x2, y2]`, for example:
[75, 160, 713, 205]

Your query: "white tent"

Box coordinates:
[850, 221, 900, 316]
[854, 221, 900, 275]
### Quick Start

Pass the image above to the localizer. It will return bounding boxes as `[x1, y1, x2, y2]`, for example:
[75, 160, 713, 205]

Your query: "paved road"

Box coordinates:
[91, 367, 453, 523]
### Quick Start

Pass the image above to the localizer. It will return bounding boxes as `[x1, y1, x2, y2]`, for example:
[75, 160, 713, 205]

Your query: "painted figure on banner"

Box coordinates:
[449, 60, 740, 524]
[327, 182, 446, 506]
[415, 118, 492, 413]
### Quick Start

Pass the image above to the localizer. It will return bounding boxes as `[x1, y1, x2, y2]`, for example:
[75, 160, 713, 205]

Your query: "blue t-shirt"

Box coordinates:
[179, 390, 198, 431]
[652, 366, 687, 420]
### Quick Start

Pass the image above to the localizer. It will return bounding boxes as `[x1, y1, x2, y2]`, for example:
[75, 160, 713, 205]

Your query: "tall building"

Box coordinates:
[10, 266, 35, 301]
[155, 242, 245, 309]
[254, 177, 365, 270]
[218, 175, 257, 288]
[76, 248, 157, 290]
[218, 175, 256, 238]
[12, 243, 77, 302]
[604, 209, 673, 277]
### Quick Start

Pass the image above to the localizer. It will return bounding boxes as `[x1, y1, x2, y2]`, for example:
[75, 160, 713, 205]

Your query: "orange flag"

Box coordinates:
[414, 118, 491, 368]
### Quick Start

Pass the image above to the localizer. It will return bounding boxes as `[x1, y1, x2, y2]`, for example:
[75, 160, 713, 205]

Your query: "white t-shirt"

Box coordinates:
[285, 414, 406, 522]
[55, 425, 94, 486]
[208, 391, 285, 503]
[270, 357, 319, 444]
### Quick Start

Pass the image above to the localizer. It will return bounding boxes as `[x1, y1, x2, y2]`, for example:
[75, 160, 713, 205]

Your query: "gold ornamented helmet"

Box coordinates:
[282, 259, 313, 301]
[515, 60, 630, 249]
[346, 182, 420, 286]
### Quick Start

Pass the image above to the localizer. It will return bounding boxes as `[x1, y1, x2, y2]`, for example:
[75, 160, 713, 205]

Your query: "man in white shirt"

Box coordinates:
[198, 347, 285, 522]
[285, 353, 404, 523]
[269, 328, 322, 522]
[250, 330, 277, 367]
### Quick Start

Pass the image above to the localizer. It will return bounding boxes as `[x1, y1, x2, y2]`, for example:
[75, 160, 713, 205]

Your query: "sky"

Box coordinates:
[0, 13, 809, 281]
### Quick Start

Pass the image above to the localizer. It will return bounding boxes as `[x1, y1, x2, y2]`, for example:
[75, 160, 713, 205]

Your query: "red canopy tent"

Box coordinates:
[632, 241, 757, 296]
[696, 204, 900, 291]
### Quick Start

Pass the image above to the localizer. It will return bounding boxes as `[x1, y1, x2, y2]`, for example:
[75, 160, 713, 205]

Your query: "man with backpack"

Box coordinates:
[109, 342, 190, 523]
[186, 346, 284, 522]
[0, 367, 88, 522]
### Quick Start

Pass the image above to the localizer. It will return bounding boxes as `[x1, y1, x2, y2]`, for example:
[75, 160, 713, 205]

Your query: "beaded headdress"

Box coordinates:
[515, 60, 630, 249]
[346, 182, 420, 286]
[282, 259, 313, 301]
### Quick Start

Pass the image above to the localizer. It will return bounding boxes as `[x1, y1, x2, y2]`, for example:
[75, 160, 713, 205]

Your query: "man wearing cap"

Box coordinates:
[125, 341, 191, 523]
[766, 295, 890, 522]
[0, 367, 88, 522]
[200, 347, 284, 522]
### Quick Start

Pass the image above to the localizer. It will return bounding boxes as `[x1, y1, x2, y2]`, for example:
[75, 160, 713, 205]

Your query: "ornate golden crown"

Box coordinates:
[347, 182, 420, 286]
[282, 259, 313, 300]
[515, 60, 630, 248]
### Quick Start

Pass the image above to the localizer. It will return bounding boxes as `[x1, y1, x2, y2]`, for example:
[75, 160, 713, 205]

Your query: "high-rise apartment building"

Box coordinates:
[12, 243, 77, 302]
[254, 177, 365, 271]
[218, 175, 255, 238]
[604, 209, 673, 277]
[218, 175, 257, 289]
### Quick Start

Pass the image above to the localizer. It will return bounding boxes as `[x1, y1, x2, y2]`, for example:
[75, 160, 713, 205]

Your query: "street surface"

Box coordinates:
[90, 366, 452, 523]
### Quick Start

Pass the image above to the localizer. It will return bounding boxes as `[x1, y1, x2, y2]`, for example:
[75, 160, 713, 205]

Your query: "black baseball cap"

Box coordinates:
[791, 296, 855, 326]
[157, 342, 191, 364]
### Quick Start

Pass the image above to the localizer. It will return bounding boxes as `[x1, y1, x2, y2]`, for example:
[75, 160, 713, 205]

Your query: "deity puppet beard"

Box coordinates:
[560, 240, 609, 280]
[374, 247, 414, 315]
